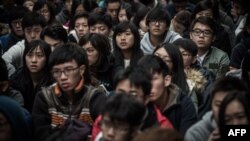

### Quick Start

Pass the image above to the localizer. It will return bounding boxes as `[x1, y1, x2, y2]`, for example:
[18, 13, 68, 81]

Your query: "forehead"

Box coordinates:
[193, 22, 212, 30]
[25, 25, 42, 30]
[155, 47, 168, 56]
[75, 17, 88, 23]
[52, 59, 78, 69]
[107, 1, 120, 9]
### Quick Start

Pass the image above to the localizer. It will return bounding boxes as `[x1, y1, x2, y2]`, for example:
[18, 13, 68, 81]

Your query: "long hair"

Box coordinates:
[113, 21, 143, 68]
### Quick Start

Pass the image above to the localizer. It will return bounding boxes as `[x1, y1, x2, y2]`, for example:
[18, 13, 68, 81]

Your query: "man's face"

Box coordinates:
[212, 91, 228, 123]
[24, 25, 43, 43]
[11, 19, 23, 37]
[115, 79, 145, 104]
[106, 1, 120, 21]
[75, 17, 89, 38]
[44, 35, 64, 52]
[101, 114, 131, 141]
[90, 23, 110, 37]
[190, 22, 215, 52]
[51, 60, 85, 93]
[148, 20, 167, 37]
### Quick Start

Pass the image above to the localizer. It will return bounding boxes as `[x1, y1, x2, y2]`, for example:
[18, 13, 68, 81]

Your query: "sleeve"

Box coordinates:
[230, 44, 245, 69]
[217, 52, 230, 78]
[179, 94, 198, 135]
[32, 91, 52, 141]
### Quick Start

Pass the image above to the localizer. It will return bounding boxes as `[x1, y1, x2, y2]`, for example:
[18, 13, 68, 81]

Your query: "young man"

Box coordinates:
[0, 6, 29, 54]
[95, 93, 145, 141]
[2, 12, 47, 76]
[32, 43, 106, 141]
[185, 76, 249, 141]
[189, 16, 230, 78]
[40, 24, 68, 51]
[105, 0, 121, 25]
[140, 6, 182, 55]
[137, 55, 197, 134]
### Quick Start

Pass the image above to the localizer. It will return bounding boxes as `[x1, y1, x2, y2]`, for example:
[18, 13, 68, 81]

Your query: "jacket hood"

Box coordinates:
[186, 68, 207, 94]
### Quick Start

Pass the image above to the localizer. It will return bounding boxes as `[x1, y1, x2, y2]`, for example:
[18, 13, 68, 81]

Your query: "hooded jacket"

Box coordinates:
[185, 111, 217, 141]
[140, 31, 182, 55]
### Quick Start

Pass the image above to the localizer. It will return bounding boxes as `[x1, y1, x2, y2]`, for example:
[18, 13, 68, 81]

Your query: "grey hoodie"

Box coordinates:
[184, 111, 217, 141]
[140, 30, 182, 55]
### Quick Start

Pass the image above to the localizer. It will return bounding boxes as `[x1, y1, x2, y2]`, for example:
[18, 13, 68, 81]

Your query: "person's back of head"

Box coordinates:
[133, 127, 184, 141]
[41, 24, 68, 43]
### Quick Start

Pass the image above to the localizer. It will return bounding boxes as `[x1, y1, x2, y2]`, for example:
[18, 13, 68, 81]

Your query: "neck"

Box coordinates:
[122, 49, 132, 59]
[155, 89, 169, 112]
[198, 48, 209, 56]
[150, 34, 164, 47]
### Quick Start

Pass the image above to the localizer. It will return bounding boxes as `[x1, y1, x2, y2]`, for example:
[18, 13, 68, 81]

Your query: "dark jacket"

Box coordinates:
[10, 68, 52, 112]
[1, 87, 24, 106]
[162, 84, 197, 135]
[32, 82, 107, 141]
[230, 32, 250, 69]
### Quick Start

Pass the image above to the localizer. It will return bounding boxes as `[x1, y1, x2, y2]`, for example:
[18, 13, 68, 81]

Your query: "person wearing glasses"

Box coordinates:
[189, 16, 230, 79]
[32, 43, 107, 141]
[140, 6, 182, 55]
[94, 93, 145, 141]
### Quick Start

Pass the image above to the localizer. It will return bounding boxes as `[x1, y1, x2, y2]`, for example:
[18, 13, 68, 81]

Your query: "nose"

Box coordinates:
[31, 55, 37, 62]
[60, 71, 68, 80]
[31, 31, 36, 39]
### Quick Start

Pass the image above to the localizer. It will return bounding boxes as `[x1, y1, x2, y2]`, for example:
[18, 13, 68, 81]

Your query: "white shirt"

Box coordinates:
[197, 51, 209, 64]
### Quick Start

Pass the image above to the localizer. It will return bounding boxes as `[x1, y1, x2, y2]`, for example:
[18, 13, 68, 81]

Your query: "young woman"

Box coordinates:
[10, 40, 52, 112]
[117, 2, 133, 23]
[79, 33, 115, 91]
[113, 21, 143, 70]
[218, 91, 250, 140]
[33, 1, 59, 25]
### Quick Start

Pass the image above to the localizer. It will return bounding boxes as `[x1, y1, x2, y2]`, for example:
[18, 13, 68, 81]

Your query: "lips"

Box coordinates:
[120, 42, 127, 46]
[30, 65, 37, 69]
[61, 83, 70, 89]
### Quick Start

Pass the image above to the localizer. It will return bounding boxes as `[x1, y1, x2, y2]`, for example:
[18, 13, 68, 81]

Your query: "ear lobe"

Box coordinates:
[79, 65, 86, 75]
[164, 75, 172, 87]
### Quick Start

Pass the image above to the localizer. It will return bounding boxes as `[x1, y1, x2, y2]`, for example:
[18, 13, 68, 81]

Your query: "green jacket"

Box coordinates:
[201, 47, 230, 78]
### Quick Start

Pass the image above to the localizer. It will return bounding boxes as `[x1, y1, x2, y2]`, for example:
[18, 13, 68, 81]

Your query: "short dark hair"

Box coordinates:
[49, 43, 91, 84]
[173, 38, 198, 57]
[219, 91, 250, 140]
[211, 76, 249, 102]
[137, 55, 170, 77]
[88, 12, 112, 29]
[102, 93, 145, 127]
[189, 16, 217, 35]
[146, 6, 171, 27]
[8, 5, 29, 28]
[0, 57, 8, 81]
[242, 50, 250, 87]
[40, 25, 68, 43]
[22, 12, 47, 29]
[132, 5, 150, 28]
[114, 67, 152, 96]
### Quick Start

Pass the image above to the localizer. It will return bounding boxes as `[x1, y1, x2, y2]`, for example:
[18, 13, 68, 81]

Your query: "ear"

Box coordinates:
[79, 65, 86, 75]
[164, 75, 172, 87]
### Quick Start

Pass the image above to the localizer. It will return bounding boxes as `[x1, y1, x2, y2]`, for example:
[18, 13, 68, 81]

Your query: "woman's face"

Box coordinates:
[224, 100, 249, 125]
[154, 47, 173, 71]
[25, 46, 46, 73]
[0, 113, 12, 141]
[82, 41, 99, 66]
[116, 28, 135, 50]
[75, 17, 89, 38]
[38, 4, 51, 22]
[118, 9, 128, 22]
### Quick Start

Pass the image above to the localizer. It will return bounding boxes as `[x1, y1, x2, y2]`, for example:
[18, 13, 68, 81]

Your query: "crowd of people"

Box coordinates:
[0, 0, 250, 141]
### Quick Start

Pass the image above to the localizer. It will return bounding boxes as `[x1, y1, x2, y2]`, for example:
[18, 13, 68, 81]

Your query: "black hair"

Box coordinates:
[49, 43, 91, 84]
[241, 50, 250, 88]
[113, 21, 143, 68]
[40, 24, 68, 43]
[192, 0, 220, 20]
[173, 38, 198, 57]
[88, 12, 112, 29]
[146, 6, 171, 27]
[154, 43, 189, 93]
[132, 5, 150, 28]
[71, 0, 98, 17]
[189, 16, 217, 35]
[137, 55, 170, 77]
[102, 93, 145, 127]
[69, 12, 89, 31]
[33, 1, 57, 25]
[219, 91, 250, 140]
[211, 76, 249, 102]
[114, 66, 152, 96]
[0, 57, 8, 81]
[105, 0, 122, 5]
[79, 33, 111, 70]
[118, 2, 133, 22]
[8, 5, 29, 28]
[21, 11, 47, 30]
